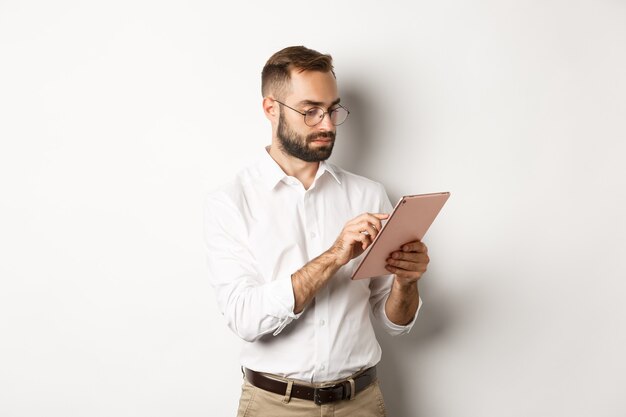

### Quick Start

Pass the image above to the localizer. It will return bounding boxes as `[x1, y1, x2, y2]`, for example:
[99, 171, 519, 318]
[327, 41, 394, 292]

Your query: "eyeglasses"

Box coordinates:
[273, 99, 350, 127]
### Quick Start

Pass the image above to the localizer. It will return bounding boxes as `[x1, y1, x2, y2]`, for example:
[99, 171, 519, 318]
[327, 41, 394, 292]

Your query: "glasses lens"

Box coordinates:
[304, 108, 324, 126]
[330, 107, 349, 125]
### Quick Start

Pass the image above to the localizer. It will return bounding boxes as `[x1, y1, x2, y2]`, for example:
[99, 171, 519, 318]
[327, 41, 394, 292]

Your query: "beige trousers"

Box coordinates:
[235, 377, 387, 417]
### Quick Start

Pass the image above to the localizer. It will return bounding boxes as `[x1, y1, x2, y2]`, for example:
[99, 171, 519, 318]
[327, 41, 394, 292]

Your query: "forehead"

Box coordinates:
[286, 70, 338, 105]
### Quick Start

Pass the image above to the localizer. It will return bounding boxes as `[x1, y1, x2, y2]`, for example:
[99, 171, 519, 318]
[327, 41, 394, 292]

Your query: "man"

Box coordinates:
[203, 46, 429, 416]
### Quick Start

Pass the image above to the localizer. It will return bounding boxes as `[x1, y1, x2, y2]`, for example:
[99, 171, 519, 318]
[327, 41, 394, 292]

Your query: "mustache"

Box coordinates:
[307, 131, 336, 141]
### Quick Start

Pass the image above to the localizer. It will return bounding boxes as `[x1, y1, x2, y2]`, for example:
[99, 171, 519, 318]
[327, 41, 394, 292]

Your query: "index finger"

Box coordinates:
[366, 212, 389, 231]
[400, 240, 428, 253]
[353, 212, 388, 227]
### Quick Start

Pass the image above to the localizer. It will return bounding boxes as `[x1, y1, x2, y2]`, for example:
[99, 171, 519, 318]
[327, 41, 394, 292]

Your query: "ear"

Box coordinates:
[262, 97, 278, 121]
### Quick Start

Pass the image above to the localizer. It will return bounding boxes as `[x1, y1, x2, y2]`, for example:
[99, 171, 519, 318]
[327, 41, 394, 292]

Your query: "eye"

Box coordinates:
[305, 108, 323, 119]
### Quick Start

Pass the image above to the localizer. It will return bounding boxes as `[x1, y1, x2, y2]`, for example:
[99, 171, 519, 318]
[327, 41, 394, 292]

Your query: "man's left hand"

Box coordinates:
[385, 240, 429, 284]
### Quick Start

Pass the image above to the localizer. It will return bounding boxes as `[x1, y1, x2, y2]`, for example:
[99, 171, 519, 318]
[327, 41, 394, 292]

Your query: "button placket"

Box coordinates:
[316, 285, 331, 379]
[303, 191, 321, 254]
[305, 189, 331, 379]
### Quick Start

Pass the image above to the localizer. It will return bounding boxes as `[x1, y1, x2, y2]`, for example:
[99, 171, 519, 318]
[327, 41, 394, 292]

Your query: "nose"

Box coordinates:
[317, 111, 335, 131]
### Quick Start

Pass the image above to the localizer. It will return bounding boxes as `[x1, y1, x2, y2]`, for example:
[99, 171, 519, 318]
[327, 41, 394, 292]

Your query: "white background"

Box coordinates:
[1, 1, 625, 416]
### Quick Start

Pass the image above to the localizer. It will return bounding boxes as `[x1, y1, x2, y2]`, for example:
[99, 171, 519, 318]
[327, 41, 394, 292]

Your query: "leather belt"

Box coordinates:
[244, 366, 377, 405]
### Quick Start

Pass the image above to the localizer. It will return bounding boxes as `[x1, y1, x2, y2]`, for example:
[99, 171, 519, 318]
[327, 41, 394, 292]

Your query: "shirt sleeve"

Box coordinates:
[203, 192, 302, 342]
[368, 183, 422, 335]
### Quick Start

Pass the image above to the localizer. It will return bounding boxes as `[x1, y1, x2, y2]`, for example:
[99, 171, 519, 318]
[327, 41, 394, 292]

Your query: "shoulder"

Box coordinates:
[203, 161, 260, 214]
[325, 163, 392, 212]
[328, 163, 388, 195]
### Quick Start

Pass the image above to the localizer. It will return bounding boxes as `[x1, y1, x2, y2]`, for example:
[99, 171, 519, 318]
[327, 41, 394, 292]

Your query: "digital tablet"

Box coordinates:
[351, 192, 450, 280]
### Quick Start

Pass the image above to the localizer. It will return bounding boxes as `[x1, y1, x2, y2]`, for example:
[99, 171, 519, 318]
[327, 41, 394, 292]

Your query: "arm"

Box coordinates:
[205, 193, 389, 340]
[204, 195, 301, 342]
[291, 251, 340, 314]
[291, 212, 390, 313]
[384, 241, 429, 325]
[370, 184, 426, 329]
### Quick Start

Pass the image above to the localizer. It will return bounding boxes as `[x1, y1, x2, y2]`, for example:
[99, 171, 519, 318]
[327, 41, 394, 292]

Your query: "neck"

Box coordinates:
[266, 144, 320, 190]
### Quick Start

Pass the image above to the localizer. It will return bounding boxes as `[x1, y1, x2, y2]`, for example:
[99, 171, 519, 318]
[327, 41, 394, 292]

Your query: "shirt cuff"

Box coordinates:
[381, 295, 422, 335]
[264, 275, 303, 336]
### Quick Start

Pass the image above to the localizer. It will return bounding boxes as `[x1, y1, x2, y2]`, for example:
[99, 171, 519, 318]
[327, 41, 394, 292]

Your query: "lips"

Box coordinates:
[311, 140, 333, 147]
[309, 133, 335, 144]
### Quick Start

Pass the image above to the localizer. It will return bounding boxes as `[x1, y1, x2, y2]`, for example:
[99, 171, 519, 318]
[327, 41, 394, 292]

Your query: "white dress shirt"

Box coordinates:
[203, 146, 420, 382]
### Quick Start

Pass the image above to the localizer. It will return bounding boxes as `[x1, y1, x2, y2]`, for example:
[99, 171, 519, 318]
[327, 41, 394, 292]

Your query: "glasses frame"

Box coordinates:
[273, 99, 350, 127]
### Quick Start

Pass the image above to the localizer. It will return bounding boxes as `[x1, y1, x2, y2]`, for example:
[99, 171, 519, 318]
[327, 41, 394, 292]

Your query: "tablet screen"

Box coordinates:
[351, 192, 450, 280]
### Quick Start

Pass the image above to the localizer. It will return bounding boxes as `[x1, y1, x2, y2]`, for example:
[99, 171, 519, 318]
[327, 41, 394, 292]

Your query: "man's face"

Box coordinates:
[275, 70, 339, 162]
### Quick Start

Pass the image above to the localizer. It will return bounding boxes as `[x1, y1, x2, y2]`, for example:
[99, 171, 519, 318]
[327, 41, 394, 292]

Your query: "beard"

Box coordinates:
[276, 109, 336, 162]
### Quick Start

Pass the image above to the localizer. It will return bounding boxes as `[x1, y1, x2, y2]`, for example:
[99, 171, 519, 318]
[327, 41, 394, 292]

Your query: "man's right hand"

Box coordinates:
[290, 212, 389, 314]
[328, 212, 389, 267]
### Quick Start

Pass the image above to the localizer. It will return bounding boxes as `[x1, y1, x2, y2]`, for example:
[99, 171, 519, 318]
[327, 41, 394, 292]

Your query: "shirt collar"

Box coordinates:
[258, 146, 341, 190]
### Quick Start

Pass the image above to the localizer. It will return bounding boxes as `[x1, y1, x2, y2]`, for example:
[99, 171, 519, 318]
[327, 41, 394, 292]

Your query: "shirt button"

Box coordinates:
[311, 232, 316, 238]
[320, 364, 326, 371]
[319, 319, 325, 326]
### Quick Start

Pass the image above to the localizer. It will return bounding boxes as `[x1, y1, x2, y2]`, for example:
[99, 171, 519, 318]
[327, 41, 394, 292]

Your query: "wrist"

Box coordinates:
[393, 277, 419, 292]
[324, 247, 345, 269]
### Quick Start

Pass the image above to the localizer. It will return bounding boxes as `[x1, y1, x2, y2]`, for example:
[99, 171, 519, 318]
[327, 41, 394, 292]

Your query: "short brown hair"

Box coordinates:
[261, 46, 335, 99]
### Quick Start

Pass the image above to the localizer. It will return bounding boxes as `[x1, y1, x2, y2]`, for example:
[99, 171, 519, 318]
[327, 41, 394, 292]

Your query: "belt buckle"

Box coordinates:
[313, 385, 340, 406]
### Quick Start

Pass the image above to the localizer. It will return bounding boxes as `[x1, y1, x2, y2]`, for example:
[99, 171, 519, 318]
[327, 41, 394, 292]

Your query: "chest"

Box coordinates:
[241, 181, 374, 280]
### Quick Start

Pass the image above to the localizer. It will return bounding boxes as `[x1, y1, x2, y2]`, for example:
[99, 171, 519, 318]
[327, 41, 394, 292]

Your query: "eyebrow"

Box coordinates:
[296, 98, 341, 108]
